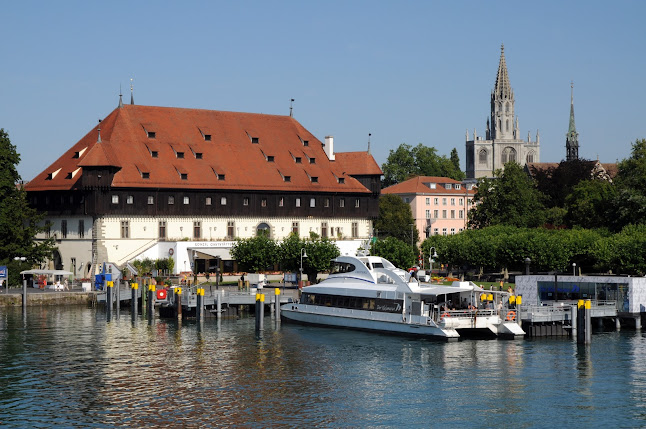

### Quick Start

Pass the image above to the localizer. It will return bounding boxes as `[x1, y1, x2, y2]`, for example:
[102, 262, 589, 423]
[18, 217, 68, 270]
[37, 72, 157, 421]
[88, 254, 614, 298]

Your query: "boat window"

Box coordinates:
[330, 262, 356, 274]
[372, 262, 385, 269]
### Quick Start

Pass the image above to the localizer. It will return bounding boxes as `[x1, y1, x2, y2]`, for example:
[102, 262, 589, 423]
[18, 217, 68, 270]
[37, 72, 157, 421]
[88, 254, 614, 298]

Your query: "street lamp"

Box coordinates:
[428, 247, 438, 275]
[300, 248, 307, 286]
[14, 256, 26, 294]
[572, 262, 576, 276]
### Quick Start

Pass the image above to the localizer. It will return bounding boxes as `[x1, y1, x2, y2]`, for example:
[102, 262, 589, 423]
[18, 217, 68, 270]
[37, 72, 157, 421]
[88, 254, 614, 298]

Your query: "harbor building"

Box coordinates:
[465, 45, 540, 179]
[24, 96, 382, 278]
[382, 176, 476, 242]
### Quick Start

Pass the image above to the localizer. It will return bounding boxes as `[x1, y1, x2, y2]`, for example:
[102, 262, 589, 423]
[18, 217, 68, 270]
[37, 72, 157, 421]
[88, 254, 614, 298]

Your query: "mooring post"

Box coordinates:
[196, 287, 204, 323]
[570, 304, 578, 338]
[131, 282, 138, 316]
[258, 293, 265, 331]
[577, 299, 585, 344]
[141, 281, 147, 317]
[616, 317, 621, 330]
[116, 279, 121, 317]
[147, 284, 154, 320]
[584, 299, 592, 344]
[275, 288, 281, 320]
[635, 315, 642, 330]
[106, 280, 113, 317]
[175, 287, 182, 319]
[22, 278, 27, 312]
[216, 290, 222, 319]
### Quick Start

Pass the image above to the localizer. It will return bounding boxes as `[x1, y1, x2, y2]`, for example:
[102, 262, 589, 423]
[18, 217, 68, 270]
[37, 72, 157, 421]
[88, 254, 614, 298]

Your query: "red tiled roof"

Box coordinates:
[382, 176, 475, 195]
[25, 105, 378, 193]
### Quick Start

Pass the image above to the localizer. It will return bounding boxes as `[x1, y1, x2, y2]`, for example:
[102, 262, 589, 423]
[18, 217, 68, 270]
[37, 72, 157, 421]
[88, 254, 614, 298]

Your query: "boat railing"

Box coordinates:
[437, 309, 497, 320]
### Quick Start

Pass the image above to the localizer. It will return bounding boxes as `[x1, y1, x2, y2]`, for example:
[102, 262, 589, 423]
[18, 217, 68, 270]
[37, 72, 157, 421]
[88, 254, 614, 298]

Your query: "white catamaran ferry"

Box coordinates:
[281, 255, 525, 340]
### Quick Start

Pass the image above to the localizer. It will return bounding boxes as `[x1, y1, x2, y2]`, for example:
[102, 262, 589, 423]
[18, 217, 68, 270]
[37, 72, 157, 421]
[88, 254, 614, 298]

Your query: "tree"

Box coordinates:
[301, 238, 340, 283]
[0, 129, 56, 286]
[278, 233, 305, 273]
[230, 235, 279, 272]
[381, 143, 464, 187]
[372, 236, 415, 269]
[374, 194, 419, 246]
[468, 162, 545, 229]
[608, 139, 646, 230]
[450, 148, 461, 172]
[564, 179, 616, 228]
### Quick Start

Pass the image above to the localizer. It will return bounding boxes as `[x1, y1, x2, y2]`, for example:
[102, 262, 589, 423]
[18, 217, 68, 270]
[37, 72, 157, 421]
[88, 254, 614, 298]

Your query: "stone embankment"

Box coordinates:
[0, 290, 98, 307]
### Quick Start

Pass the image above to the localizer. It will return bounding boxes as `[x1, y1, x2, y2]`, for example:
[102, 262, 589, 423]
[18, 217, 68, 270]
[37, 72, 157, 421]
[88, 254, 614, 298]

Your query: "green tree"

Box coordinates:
[564, 179, 616, 228]
[468, 162, 545, 229]
[301, 238, 340, 283]
[372, 236, 416, 269]
[381, 143, 464, 187]
[374, 194, 419, 246]
[608, 139, 646, 230]
[0, 129, 56, 286]
[230, 235, 279, 272]
[450, 148, 461, 172]
[278, 233, 305, 273]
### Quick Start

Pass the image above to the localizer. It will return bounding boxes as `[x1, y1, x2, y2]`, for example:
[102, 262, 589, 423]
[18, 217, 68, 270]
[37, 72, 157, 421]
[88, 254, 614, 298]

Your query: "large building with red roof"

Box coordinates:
[25, 100, 382, 277]
[382, 176, 476, 242]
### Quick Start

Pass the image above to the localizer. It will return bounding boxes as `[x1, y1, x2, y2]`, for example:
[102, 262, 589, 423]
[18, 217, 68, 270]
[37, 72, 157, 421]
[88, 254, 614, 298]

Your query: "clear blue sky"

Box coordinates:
[2, 1, 644, 181]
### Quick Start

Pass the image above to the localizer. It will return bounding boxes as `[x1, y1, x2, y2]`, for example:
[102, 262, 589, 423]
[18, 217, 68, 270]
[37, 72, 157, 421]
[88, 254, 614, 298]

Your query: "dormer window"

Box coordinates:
[147, 131, 156, 139]
[204, 134, 211, 141]
[181, 173, 188, 180]
[176, 152, 184, 159]
[338, 177, 345, 184]
[198, 127, 212, 141]
[251, 137, 259, 144]
[267, 156, 274, 162]
[311, 176, 318, 183]
[455, 184, 461, 190]
[195, 152, 203, 159]
[142, 172, 150, 179]
[309, 157, 316, 164]
[151, 151, 158, 158]
[72, 147, 87, 159]
[284, 176, 291, 182]
[445, 183, 452, 189]
[218, 174, 225, 180]
[295, 157, 302, 164]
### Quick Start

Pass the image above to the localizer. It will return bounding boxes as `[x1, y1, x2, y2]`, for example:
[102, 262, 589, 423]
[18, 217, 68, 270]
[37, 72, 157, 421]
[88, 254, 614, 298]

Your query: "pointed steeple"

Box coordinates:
[130, 78, 135, 105]
[118, 84, 124, 108]
[566, 81, 579, 161]
[494, 44, 513, 100]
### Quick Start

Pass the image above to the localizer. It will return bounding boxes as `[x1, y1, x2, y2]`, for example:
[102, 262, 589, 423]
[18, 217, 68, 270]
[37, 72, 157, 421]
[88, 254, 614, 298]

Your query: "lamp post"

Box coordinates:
[300, 248, 307, 286]
[572, 262, 576, 276]
[428, 247, 438, 275]
[14, 256, 27, 308]
[525, 257, 531, 275]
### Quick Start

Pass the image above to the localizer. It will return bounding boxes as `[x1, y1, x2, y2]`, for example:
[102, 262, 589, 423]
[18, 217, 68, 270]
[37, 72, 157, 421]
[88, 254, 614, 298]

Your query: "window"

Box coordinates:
[120, 220, 129, 238]
[261, 198, 267, 207]
[459, 198, 464, 205]
[218, 174, 225, 180]
[303, 140, 309, 146]
[181, 173, 188, 180]
[442, 198, 447, 205]
[151, 151, 158, 158]
[142, 172, 150, 179]
[442, 210, 447, 218]
[78, 220, 84, 238]
[168, 196, 175, 205]
[61, 220, 68, 238]
[206, 197, 212, 206]
[148, 196, 154, 205]
[267, 156, 274, 162]
[310, 176, 318, 183]
[442, 228, 447, 236]
[433, 228, 439, 235]
[195, 152, 203, 159]
[404, 197, 410, 203]
[426, 210, 430, 219]
[177, 152, 185, 159]
[295, 157, 302, 164]
[352, 222, 358, 238]
[450, 228, 456, 235]
[459, 210, 464, 219]
[159, 221, 166, 239]
[324, 198, 330, 208]
[284, 176, 291, 182]
[340, 198, 345, 208]
[426, 198, 430, 205]
[193, 221, 201, 239]
[451, 210, 455, 219]
[479, 149, 488, 165]
[338, 177, 345, 184]
[243, 197, 249, 206]
[446, 183, 452, 190]
[434, 198, 439, 205]
[309, 157, 316, 164]
[321, 222, 328, 238]
[204, 134, 211, 141]
[434, 210, 439, 218]
[451, 198, 455, 205]
[221, 197, 227, 205]
[295, 198, 301, 207]
[355, 199, 360, 208]
[257, 223, 270, 237]
[292, 222, 299, 235]
[112, 195, 119, 204]
[147, 131, 156, 139]
[455, 184, 461, 190]
[279, 197, 284, 207]
[127, 195, 133, 204]
[183, 197, 189, 205]
[227, 221, 235, 239]
[251, 137, 259, 144]
[527, 151, 535, 163]
[310, 198, 316, 208]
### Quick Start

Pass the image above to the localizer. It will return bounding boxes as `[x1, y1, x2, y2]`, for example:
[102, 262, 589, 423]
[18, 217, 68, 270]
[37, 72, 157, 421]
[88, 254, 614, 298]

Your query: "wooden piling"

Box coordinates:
[274, 288, 281, 320]
[131, 282, 138, 316]
[175, 287, 182, 319]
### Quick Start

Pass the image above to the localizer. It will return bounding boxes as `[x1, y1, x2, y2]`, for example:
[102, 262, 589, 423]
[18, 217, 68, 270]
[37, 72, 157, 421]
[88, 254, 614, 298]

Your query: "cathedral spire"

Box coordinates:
[490, 44, 515, 140]
[566, 81, 579, 161]
[494, 44, 513, 100]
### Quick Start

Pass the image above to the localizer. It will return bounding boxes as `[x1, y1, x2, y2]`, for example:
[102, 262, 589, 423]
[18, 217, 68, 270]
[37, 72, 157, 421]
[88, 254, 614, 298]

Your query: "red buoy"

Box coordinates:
[156, 289, 167, 300]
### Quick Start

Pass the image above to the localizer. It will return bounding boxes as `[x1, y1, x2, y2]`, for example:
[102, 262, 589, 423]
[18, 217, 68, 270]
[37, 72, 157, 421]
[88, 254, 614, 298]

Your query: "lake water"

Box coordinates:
[1, 306, 645, 428]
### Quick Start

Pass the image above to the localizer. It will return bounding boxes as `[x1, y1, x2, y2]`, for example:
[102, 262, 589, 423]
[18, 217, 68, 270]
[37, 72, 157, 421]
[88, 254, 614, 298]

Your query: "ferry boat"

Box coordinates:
[281, 255, 525, 340]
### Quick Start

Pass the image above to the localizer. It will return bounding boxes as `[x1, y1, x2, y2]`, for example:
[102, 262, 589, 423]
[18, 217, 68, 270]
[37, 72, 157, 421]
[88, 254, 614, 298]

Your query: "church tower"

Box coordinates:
[566, 82, 579, 161]
[465, 45, 540, 179]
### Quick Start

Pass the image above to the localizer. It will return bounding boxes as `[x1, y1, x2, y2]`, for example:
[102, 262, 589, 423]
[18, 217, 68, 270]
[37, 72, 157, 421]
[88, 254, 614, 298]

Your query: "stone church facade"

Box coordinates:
[466, 45, 540, 179]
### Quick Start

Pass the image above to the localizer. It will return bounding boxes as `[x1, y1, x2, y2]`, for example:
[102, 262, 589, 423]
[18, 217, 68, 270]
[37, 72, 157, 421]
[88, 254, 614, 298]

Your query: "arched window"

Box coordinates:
[526, 151, 534, 163]
[505, 102, 510, 113]
[506, 119, 509, 132]
[502, 147, 517, 164]
[256, 222, 270, 237]
[478, 149, 488, 165]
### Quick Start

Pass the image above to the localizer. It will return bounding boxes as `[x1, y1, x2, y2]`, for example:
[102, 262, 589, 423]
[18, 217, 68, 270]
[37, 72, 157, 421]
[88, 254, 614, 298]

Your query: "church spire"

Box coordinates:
[490, 44, 515, 140]
[566, 81, 579, 161]
[494, 44, 513, 99]
[130, 78, 134, 105]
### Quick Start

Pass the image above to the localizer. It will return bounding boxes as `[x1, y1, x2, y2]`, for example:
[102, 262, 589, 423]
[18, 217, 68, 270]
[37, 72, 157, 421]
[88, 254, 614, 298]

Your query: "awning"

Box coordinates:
[192, 248, 232, 260]
[20, 269, 74, 276]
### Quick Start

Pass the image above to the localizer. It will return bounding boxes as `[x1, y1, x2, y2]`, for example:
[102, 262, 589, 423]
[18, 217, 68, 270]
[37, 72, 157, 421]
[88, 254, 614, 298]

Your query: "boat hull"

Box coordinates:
[281, 304, 459, 340]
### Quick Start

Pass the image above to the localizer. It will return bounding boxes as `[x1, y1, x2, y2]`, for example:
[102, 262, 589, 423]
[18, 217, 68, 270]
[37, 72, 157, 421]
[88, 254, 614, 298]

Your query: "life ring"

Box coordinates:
[505, 310, 516, 321]
[168, 248, 174, 256]
[441, 312, 450, 319]
[156, 289, 167, 300]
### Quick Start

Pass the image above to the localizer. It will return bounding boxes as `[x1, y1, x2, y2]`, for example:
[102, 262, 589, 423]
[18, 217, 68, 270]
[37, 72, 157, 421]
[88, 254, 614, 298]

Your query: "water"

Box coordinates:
[1, 307, 646, 428]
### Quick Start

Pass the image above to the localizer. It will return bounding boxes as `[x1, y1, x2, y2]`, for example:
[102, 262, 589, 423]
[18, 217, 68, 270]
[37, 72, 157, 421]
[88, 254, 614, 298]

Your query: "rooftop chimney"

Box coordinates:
[324, 136, 335, 161]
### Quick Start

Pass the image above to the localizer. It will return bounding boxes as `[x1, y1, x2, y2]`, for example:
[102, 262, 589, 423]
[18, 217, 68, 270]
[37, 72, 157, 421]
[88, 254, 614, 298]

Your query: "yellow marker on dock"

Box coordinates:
[131, 283, 138, 290]
[107, 281, 113, 288]
[275, 288, 281, 296]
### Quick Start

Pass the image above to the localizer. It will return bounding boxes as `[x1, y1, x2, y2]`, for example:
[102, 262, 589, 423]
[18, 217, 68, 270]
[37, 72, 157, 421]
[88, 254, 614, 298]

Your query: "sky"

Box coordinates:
[2, 1, 645, 182]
